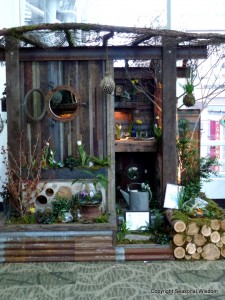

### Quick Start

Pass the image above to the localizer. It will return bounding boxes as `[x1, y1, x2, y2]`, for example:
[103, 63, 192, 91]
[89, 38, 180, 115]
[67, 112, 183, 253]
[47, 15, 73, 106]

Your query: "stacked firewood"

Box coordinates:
[165, 209, 225, 260]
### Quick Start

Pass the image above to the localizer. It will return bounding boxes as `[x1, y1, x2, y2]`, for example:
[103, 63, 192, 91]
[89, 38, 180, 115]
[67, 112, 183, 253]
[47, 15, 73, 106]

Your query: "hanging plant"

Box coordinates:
[182, 68, 196, 107]
[183, 80, 195, 107]
[100, 72, 115, 94]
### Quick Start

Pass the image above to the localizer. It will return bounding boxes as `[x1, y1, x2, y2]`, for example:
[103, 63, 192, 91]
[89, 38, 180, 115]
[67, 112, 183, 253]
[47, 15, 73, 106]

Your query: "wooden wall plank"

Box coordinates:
[5, 37, 21, 163]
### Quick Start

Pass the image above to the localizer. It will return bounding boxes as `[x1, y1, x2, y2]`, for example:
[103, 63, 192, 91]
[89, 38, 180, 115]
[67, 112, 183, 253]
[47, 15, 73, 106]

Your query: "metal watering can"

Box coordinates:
[120, 183, 152, 211]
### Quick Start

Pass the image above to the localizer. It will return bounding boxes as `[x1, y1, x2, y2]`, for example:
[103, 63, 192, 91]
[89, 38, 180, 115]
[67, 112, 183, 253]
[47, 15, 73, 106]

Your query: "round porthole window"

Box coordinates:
[46, 85, 80, 122]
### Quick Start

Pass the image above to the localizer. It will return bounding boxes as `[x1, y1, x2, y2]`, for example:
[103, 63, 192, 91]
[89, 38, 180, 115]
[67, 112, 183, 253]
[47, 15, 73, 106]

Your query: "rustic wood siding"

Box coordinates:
[17, 60, 109, 162]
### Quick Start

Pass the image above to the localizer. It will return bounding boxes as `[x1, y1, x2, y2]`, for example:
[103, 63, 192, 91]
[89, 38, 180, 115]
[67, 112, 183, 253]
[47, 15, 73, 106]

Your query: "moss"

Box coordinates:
[117, 239, 154, 245]
[64, 30, 75, 47]
[94, 213, 109, 223]
[171, 199, 225, 227]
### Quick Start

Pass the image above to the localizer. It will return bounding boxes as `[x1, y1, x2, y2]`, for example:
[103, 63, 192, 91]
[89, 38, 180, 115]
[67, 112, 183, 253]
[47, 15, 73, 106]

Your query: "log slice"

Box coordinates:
[173, 233, 186, 246]
[186, 222, 199, 235]
[211, 219, 221, 231]
[186, 242, 196, 255]
[174, 247, 185, 259]
[193, 233, 206, 247]
[210, 231, 221, 244]
[201, 243, 220, 260]
[201, 224, 212, 237]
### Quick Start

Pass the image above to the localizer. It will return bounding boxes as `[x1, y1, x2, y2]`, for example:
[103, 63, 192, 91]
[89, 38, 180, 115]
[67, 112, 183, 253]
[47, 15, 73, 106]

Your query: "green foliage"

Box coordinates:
[89, 155, 111, 167]
[72, 171, 109, 190]
[52, 195, 79, 219]
[177, 189, 185, 210]
[64, 156, 81, 170]
[94, 213, 109, 223]
[77, 143, 88, 166]
[36, 211, 56, 224]
[182, 67, 196, 94]
[147, 210, 171, 244]
[177, 119, 219, 203]
[183, 80, 194, 94]
[7, 213, 37, 224]
[52, 196, 72, 217]
[172, 197, 225, 225]
[40, 143, 64, 169]
[117, 220, 129, 243]
[153, 125, 162, 143]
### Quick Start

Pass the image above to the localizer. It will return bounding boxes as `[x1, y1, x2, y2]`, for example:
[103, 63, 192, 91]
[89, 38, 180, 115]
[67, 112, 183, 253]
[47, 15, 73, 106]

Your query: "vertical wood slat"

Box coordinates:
[162, 40, 177, 206]
[88, 62, 94, 154]
[5, 37, 21, 162]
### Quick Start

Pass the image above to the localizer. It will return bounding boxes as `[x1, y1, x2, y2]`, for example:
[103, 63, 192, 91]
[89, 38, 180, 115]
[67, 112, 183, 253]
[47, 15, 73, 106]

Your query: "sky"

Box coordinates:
[80, 0, 225, 31]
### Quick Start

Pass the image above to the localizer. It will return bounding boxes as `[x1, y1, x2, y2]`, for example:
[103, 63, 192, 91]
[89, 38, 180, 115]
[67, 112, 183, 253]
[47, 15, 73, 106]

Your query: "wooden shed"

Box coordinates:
[0, 23, 219, 262]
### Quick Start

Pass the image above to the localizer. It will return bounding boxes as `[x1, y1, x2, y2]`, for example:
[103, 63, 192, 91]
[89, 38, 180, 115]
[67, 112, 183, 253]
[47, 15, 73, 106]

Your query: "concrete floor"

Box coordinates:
[0, 261, 225, 299]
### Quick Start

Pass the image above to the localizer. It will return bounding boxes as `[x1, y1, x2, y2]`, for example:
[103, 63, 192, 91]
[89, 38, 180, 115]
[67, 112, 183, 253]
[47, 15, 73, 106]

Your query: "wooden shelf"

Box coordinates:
[115, 138, 157, 152]
[114, 101, 151, 110]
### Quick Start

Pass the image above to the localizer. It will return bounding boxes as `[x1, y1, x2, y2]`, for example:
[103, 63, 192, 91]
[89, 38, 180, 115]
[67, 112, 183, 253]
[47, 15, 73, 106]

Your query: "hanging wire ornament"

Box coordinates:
[0, 114, 4, 134]
[100, 72, 115, 95]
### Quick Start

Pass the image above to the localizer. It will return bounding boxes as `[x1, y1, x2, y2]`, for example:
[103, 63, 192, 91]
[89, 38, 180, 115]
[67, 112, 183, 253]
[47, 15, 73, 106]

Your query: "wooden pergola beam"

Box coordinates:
[0, 45, 207, 62]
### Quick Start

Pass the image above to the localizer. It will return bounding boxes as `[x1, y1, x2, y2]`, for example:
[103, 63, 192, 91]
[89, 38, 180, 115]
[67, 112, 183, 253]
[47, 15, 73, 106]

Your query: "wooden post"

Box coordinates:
[106, 60, 116, 221]
[5, 37, 21, 161]
[162, 39, 177, 206]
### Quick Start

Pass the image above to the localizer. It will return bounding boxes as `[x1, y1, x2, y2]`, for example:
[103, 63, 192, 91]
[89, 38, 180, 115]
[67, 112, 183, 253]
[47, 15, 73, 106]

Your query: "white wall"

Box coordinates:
[0, 0, 25, 201]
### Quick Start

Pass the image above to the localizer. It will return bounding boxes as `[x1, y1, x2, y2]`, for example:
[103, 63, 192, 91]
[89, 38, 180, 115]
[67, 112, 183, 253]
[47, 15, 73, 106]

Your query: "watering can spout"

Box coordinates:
[120, 189, 129, 206]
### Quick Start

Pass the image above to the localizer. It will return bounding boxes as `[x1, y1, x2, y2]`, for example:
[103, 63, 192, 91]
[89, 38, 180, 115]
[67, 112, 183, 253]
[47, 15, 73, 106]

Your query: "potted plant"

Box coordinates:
[72, 172, 109, 220]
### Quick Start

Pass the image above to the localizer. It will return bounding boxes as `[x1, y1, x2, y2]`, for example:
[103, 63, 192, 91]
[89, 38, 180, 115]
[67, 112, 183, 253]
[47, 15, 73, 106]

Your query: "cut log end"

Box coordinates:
[186, 242, 196, 255]
[174, 247, 185, 259]
[210, 231, 221, 244]
[201, 224, 212, 237]
[210, 219, 221, 231]
[187, 222, 199, 235]
[164, 210, 186, 233]
[173, 233, 186, 246]
[201, 243, 220, 260]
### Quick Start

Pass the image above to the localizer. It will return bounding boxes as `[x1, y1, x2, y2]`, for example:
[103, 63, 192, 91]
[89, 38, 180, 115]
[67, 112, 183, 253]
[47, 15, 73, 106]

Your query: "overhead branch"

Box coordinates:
[0, 23, 225, 48]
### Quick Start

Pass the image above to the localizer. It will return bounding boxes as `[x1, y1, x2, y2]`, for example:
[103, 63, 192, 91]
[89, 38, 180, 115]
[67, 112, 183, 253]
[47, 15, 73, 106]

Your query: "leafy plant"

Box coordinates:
[52, 196, 72, 217]
[182, 68, 196, 107]
[94, 213, 109, 223]
[72, 170, 109, 190]
[117, 220, 129, 243]
[147, 210, 171, 244]
[183, 80, 194, 94]
[64, 155, 81, 170]
[152, 125, 162, 143]
[52, 195, 79, 218]
[77, 190, 102, 206]
[177, 119, 219, 203]
[89, 155, 111, 168]
[77, 141, 88, 166]
[36, 211, 56, 224]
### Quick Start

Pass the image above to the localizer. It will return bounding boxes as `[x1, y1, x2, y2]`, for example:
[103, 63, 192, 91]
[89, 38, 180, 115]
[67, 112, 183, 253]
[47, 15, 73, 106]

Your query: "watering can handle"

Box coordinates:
[128, 183, 152, 201]
[127, 183, 142, 191]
